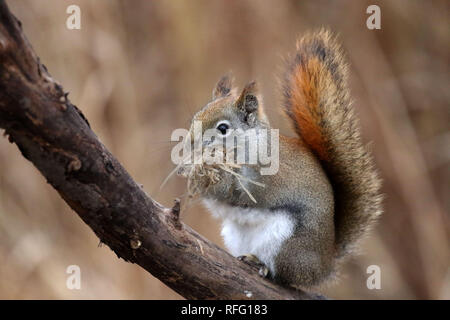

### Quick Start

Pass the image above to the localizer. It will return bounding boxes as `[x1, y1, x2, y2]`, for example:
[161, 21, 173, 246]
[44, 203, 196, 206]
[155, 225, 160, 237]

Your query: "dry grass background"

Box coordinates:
[0, 0, 448, 299]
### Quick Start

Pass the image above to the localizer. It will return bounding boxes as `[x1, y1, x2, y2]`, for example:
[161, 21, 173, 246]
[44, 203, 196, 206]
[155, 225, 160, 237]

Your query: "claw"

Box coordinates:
[237, 254, 260, 265]
[258, 265, 269, 278]
[237, 254, 270, 278]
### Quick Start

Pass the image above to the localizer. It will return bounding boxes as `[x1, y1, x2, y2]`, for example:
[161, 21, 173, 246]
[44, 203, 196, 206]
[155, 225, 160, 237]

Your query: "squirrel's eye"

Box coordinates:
[216, 121, 230, 136]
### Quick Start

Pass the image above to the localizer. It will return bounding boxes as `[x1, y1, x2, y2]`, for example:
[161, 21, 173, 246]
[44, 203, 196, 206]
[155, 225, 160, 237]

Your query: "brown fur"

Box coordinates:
[283, 29, 383, 263]
[290, 58, 329, 161]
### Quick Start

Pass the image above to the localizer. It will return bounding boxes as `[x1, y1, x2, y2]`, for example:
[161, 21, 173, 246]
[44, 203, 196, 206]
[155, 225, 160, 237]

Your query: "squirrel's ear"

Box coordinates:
[212, 73, 233, 99]
[236, 81, 259, 116]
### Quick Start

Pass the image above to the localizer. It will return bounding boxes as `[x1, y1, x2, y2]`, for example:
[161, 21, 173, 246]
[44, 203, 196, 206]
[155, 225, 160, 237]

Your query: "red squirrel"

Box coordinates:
[177, 29, 382, 288]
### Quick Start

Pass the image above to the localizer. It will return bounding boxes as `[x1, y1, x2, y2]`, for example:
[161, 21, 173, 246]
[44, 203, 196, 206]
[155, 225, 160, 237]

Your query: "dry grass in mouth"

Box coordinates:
[162, 142, 265, 204]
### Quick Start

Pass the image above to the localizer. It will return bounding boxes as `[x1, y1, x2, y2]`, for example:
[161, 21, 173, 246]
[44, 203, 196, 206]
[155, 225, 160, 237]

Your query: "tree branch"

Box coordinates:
[0, 0, 322, 300]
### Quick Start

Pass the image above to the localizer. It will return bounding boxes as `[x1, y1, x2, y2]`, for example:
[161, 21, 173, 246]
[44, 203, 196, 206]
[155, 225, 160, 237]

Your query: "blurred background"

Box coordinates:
[0, 0, 448, 299]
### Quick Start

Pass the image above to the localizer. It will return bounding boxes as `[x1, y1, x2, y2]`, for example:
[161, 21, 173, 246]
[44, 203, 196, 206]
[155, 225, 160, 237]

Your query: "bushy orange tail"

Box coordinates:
[282, 29, 382, 261]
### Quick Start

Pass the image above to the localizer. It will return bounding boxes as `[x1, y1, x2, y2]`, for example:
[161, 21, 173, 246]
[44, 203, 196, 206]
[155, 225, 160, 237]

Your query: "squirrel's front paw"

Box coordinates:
[237, 254, 270, 278]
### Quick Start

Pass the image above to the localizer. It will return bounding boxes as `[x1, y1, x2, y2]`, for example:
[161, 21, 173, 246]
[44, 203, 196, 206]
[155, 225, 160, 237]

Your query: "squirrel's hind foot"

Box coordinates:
[237, 254, 270, 278]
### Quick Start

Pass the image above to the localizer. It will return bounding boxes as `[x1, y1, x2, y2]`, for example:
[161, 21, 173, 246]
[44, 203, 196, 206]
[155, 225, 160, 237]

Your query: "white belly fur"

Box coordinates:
[203, 199, 295, 275]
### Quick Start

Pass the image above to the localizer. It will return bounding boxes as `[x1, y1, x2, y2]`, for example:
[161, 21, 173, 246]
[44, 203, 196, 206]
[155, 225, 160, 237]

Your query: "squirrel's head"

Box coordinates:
[189, 73, 269, 138]
[176, 74, 270, 205]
